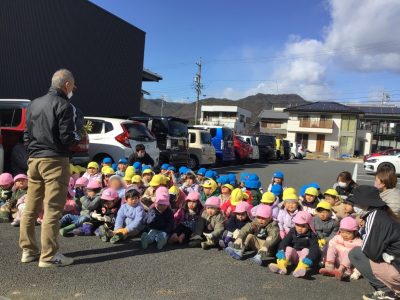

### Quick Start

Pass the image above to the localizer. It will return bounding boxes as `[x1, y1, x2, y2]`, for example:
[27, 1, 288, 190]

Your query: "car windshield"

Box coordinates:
[258, 135, 274, 145]
[167, 120, 188, 137]
[123, 123, 155, 141]
[201, 131, 211, 144]
[222, 128, 233, 141]
[0, 105, 22, 127]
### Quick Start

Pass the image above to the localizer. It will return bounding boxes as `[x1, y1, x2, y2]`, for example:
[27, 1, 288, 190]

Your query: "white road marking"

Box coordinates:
[352, 164, 358, 182]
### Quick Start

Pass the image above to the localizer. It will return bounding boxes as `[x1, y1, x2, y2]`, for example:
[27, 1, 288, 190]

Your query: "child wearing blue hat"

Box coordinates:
[102, 157, 113, 168]
[244, 174, 263, 206]
[133, 162, 142, 174]
[160, 163, 170, 175]
[116, 158, 128, 177]
[267, 170, 286, 192]
[196, 168, 207, 184]
[204, 170, 217, 180]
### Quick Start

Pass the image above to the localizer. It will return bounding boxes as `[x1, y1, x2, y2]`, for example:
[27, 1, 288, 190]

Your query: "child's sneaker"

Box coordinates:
[157, 235, 167, 250]
[201, 240, 213, 250]
[269, 259, 289, 275]
[101, 235, 109, 242]
[38, 253, 74, 268]
[224, 246, 243, 260]
[293, 261, 309, 278]
[218, 239, 227, 249]
[251, 254, 264, 266]
[110, 233, 123, 244]
[21, 249, 40, 263]
[141, 232, 149, 249]
[59, 224, 76, 237]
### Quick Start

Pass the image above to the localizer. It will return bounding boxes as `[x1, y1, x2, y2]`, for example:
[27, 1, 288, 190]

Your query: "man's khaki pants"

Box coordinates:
[19, 157, 70, 262]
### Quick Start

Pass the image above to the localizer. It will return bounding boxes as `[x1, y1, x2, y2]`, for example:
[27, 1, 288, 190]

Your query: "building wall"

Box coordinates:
[0, 0, 145, 117]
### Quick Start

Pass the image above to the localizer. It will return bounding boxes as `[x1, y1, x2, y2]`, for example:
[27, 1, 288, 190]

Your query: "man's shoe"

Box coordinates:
[21, 250, 40, 263]
[38, 253, 74, 268]
[11, 220, 20, 227]
[363, 290, 400, 300]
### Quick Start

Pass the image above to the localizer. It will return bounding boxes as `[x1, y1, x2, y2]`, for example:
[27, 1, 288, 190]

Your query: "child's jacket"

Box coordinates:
[114, 203, 145, 232]
[143, 207, 174, 234]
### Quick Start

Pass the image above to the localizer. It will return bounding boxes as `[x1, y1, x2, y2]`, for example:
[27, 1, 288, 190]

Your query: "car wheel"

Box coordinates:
[378, 162, 395, 173]
[187, 155, 199, 170]
[93, 153, 113, 165]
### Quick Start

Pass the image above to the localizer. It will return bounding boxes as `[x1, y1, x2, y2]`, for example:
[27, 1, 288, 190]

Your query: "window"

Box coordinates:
[341, 115, 357, 132]
[189, 132, 196, 144]
[222, 128, 233, 141]
[221, 112, 236, 119]
[123, 123, 155, 141]
[104, 122, 113, 133]
[210, 128, 217, 138]
[296, 133, 308, 149]
[200, 132, 211, 144]
[85, 119, 103, 134]
[203, 111, 219, 120]
[0, 108, 22, 127]
[340, 136, 354, 154]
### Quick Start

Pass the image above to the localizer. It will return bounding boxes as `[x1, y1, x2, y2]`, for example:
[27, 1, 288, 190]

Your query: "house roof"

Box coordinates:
[258, 110, 289, 120]
[350, 105, 400, 116]
[284, 101, 363, 114]
[142, 69, 163, 82]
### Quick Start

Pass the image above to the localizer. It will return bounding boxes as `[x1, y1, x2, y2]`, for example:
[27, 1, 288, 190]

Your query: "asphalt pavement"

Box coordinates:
[0, 159, 374, 300]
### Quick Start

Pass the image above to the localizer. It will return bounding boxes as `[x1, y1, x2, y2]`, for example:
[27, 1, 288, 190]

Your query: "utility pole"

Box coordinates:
[194, 58, 203, 125]
[161, 95, 165, 116]
[382, 91, 390, 105]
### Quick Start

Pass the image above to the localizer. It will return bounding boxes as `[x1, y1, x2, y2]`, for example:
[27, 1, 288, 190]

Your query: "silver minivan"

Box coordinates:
[188, 128, 216, 169]
[238, 135, 260, 160]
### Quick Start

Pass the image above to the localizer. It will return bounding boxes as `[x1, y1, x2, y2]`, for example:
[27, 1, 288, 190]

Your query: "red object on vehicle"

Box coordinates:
[115, 125, 131, 148]
[363, 148, 400, 162]
[233, 134, 252, 160]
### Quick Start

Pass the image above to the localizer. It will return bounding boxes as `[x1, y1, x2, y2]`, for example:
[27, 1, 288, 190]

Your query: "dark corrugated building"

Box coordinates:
[0, 0, 145, 117]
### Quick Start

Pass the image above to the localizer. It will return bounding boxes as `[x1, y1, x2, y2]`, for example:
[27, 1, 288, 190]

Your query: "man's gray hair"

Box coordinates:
[51, 69, 74, 89]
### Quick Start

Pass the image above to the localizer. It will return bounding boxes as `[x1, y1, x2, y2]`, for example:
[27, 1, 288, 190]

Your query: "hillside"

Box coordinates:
[142, 93, 308, 122]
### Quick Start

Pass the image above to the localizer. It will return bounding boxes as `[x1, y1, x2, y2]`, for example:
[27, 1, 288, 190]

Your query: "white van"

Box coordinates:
[188, 128, 216, 169]
[238, 135, 260, 160]
[84, 117, 160, 165]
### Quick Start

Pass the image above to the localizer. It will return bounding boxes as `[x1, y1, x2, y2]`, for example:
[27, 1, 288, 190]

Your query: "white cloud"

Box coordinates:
[242, 0, 400, 101]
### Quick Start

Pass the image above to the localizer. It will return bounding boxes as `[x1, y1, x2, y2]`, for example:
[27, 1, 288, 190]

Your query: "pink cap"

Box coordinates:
[256, 205, 272, 219]
[75, 177, 89, 187]
[101, 188, 119, 201]
[0, 173, 14, 186]
[340, 217, 359, 231]
[292, 211, 315, 232]
[68, 177, 76, 197]
[86, 180, 102, 190]
[14, 174, 28, 181]
[186, 191, 201, 202]
[205, 196, 221, 208]
[234, 201, 250, 214]
[155, 186, 170, 206]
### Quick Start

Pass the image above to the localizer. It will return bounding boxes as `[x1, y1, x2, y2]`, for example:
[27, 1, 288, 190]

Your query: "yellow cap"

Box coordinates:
[131, 175, 142, 184]
[324, 188, 339, 197]
[305, 187, 318, 197]
[316, 201, 332, 211]
[102, 167, 115, 175]
[142, 168, 154, 175]
[123, 166, 135, 181]
[87, 161, 99, 169]
[169, 185, 180, 196]
[261, 192, 276, 204]
[222, 184, 234, 191]
[231, 188, 249, 206]
[283, 187, 297, 198]
[202, 179, 217, 193]
[149, 174, 168, 187]
[282, 193, 299, 201]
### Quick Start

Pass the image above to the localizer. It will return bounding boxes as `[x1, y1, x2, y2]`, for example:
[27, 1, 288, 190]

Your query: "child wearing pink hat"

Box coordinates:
[319, 217, 363, 280]
[63, 177, 79, 216]
[219, 201, 251, 249]
[59, 180, 103, 237]
[225, 205, 280, 266]
[141, 186, 174, 250]
[190, 196, 225, 249]
[0, 173, 14, 222]
[169, 191, 203, 245]
[269, 211, 320, 278]
[74, 176, 89, 202]
[92, 188, 121, 242]
[0, 174, 27, 222]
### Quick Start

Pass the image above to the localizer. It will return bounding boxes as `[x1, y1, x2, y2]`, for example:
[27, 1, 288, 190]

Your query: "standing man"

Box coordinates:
[20, 69, 81, 267]
[127, 144, 155, 167]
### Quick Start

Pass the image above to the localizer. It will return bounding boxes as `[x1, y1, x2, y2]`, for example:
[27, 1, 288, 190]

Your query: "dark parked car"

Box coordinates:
[129, 116, 189, 167]
[282, 140, 291, 160]
[255, 134, 276, 162]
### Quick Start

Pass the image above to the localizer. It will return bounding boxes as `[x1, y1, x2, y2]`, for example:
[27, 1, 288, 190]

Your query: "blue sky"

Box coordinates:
[91, 0, 400, 104]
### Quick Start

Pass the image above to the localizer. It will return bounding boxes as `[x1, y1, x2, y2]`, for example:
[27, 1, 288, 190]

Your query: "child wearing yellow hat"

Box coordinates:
[312, 201, 339, 253]
[83, 161, 102, 184]
[131, 175, 144, 194]
[277, 189, 301, 239]
[200, 179, 219, 205]
[220, 188, 250, 218]
[301, 187, 320, 216]
[323, 188, 346, 220]
[141, 168, 154, 188]
[219, 183, 233, 205]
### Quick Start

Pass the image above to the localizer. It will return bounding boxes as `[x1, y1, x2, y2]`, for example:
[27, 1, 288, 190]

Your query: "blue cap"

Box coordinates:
[216, 175, 229, 185]
[161, 163, 170, 170]
[133, 162, 142, 171]
[168, 166, 176, 172]
[239, 172, 249, 182]
[111, 163, 118, 171]
[102, 157, 112, 164]
[273, 170, 284, 179]
[204, 170, 216, 180]
[245, 174, 261, 189]
[185, 168, 193, 175]
[142, 165, 152, 172]
[197, 168, 207, 176]
[300, 184, 309, 197]
[179, 166, 188, 175]
[118, 158, 128, 164]
[228, 173, 237, 185]
[271, 184, 283, 196]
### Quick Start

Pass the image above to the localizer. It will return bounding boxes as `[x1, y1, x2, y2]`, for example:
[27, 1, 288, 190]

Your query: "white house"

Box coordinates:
[200, 105, 252, 134]
[284, 102, 363, 155]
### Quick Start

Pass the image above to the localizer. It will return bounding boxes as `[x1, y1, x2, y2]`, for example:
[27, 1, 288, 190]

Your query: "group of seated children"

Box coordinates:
[0, 158, 386, 281]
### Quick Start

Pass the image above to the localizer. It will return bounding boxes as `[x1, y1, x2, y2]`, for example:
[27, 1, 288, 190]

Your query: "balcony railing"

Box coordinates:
[299, 119, 333, 129]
